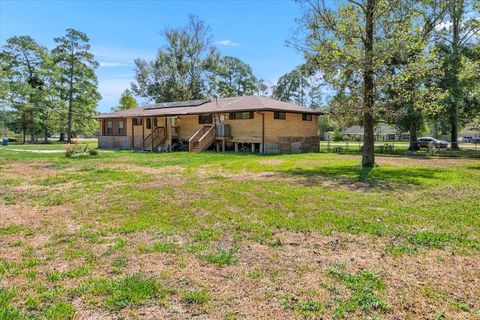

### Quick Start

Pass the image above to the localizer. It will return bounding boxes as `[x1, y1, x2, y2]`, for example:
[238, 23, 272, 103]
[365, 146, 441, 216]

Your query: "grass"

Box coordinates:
[0, 145, 479, 318]
[201, 246, 238, 266]
[181, 290, 210, 304]
[327, 264, 389, 317]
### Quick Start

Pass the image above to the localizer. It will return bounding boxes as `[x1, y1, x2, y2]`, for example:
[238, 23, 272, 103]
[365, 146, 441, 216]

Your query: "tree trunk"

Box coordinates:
[450, 110, 459, 149]
[362, 0, 375, 168]
[449, 0, 462, 150]
[67, 57, 74, 144]
[67, 86, 73, 143]
[408, 128, 419, 151]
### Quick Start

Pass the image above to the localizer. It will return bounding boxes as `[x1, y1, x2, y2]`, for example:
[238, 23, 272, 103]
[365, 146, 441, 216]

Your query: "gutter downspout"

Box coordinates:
[258, 111, 265, 154]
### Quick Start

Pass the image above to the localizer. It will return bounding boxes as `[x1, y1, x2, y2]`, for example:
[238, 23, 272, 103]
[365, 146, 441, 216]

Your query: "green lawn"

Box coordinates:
[0, 146, 479, 319]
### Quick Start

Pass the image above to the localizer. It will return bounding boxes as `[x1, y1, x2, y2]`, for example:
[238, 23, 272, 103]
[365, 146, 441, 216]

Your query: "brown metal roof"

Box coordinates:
[96, 96, 325, 119]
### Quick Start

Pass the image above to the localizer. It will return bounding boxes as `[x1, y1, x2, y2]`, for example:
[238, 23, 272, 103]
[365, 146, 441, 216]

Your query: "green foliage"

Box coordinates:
[132, 15, 217, 102]
[64, 143, 98, 158]
[52, 28, 100, 142]
[113, 89, 137, 111]
[206, 56, 259, 97]
[332, 129, 343, 141]
[0, 35, 59, 143]
[272, 65, 322, 107]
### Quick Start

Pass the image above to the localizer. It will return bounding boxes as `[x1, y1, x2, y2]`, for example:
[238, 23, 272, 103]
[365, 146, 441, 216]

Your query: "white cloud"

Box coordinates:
[435, 21, 453, 32]
[214, 39, 239, 47]
[98, 61, 129, 67]
[91, 45, 156, 68]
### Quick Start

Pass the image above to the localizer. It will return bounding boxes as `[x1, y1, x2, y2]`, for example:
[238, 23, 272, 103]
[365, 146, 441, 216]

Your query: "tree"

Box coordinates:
[113, 89, 138, 111]
[0, 36, 51, 143]
[377, 2, 449, 150]
[53, 28, 100, 143]
[206, 56, 259, 97]
[132, 15, 217, 103]
[272, 65, 324, 107]
[294, 0, 437, 167]
[433, 0, 480, 149]
[272, 66, 309, 106]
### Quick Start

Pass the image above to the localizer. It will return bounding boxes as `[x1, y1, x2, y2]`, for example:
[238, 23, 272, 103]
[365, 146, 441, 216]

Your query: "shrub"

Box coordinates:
[332, 130, 344, 141]
[65, 144, 99, 158]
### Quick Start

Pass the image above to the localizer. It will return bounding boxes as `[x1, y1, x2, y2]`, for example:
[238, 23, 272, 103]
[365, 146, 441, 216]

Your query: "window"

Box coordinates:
[118, 120, 124, 135]
[302, 113, 313, 121]
[387, 134, 395, 141]
[146, 118, 151, 129]
[229, 112, 254, 120]
[106, 121, 113, 135]
[153, 118, 158, 128]
[274, 112, 286, 120]
[133, 117, 142, 126]
[198, 114, 212, 124]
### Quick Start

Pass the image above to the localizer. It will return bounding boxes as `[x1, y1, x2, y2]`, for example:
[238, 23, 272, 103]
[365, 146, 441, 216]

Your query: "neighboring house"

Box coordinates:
[96, 96, 323, 154]
[459, 128, 480, 142]
[340, 123, 409, 141]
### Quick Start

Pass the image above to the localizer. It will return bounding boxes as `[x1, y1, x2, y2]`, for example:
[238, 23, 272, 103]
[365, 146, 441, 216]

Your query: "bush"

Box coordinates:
[65, 144, 98, 158]
[377, 144, 394, 154]
[332, 130, 344, 141]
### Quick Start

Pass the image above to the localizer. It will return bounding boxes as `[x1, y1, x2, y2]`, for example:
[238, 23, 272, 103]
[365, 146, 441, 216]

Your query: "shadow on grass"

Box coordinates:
[281, 165, 445, 191]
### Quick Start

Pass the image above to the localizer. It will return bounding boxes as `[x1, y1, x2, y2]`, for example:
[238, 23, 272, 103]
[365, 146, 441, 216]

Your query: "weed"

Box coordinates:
[328, 265, 389, 315]
[182, 290, 210, 304]
[104, 273, 164, 310]
[152, 241, 178, 253]
[111, 256, 128, 268]
[44, 301, 76, 320]
[201, 246, 238, 266]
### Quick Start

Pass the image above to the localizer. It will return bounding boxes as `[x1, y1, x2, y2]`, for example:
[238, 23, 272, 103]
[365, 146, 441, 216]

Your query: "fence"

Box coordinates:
[318, 140, 480, 157]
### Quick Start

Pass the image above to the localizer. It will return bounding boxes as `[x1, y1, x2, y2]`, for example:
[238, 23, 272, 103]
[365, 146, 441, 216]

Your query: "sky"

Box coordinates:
[0, 0, 307, 113]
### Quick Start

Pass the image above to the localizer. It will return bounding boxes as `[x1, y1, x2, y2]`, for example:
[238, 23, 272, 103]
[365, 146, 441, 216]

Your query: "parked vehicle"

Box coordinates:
[415, 137, 449, 149]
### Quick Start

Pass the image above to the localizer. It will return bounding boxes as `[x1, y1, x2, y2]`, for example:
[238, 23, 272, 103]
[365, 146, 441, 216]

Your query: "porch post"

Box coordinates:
[251, 143, 255, 153]
[234, 142, 238, 153]
[151, 116, 154, 152]
[131, 118, 134, 149]
[142, 117, 145, 151]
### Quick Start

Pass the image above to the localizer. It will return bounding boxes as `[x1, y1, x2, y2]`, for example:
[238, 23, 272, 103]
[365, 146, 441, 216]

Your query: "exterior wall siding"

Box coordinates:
[98, 111, 320, 153]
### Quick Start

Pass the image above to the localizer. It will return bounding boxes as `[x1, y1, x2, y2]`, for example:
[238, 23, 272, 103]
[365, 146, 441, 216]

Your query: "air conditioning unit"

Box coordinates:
[216, 123, 231, 137]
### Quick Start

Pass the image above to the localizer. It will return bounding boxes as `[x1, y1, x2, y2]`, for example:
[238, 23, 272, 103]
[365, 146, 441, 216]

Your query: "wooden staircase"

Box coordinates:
[189, 125, 215, 152]
[143, 127, 165, 151]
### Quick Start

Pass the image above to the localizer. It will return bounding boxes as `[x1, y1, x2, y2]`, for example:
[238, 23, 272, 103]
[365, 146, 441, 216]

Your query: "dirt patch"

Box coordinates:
[375, 156, 480, 168]
[102, 164, 185, 175]
[258, 159, 285, 166]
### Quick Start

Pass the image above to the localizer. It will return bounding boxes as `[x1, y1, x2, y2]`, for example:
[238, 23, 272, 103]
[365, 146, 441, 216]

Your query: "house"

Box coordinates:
[339, 123, 409, 141]
[96, 96, 324, 154]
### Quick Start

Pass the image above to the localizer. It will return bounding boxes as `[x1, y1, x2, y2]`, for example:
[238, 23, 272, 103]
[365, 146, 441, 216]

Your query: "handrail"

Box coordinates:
[143, 126, 165, 151]
[189, 125, 213, 151]
[195, 126, 215, 152]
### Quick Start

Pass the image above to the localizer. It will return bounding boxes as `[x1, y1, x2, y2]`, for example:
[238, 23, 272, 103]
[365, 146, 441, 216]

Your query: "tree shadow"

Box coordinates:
[280, 165, 445, 192]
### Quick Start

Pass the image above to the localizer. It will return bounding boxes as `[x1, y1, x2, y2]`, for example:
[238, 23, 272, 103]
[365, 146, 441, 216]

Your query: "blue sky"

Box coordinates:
[1, 0, 306, 112]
